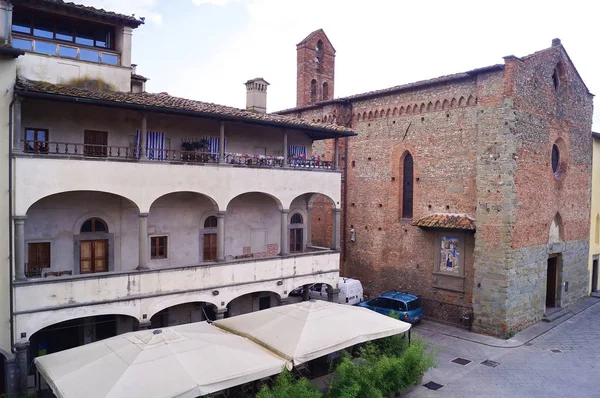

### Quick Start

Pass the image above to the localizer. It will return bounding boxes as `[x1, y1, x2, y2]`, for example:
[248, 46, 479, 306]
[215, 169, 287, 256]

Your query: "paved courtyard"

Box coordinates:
[406, 299, 600, 398]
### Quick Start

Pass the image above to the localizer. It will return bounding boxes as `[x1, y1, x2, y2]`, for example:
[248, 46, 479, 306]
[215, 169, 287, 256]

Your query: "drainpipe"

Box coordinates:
[8, 95, 16, 353]
[341, 101, 351, 274]
[3, 2, 11, 45]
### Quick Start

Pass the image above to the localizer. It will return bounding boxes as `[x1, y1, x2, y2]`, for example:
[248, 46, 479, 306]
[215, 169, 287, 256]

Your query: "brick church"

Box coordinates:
[277, 30, 594, 336]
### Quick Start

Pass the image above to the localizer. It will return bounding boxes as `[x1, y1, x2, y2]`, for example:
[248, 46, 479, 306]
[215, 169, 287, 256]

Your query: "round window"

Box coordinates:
[551, 144, 560, 174]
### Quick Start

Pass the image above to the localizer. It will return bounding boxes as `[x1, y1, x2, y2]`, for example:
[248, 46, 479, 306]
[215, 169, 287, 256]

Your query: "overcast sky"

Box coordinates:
[83, 0, 599, 130]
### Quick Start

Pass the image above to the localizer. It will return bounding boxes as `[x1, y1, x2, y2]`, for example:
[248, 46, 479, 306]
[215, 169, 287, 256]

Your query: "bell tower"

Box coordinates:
[296, 29, 336, 108]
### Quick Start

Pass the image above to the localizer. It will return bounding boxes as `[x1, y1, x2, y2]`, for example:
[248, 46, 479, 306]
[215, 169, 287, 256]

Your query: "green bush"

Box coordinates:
[256, 370, 323, 398]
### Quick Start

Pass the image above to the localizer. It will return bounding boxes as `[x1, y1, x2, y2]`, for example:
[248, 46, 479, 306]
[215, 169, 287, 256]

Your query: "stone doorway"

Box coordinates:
[546, 256, 560, 308]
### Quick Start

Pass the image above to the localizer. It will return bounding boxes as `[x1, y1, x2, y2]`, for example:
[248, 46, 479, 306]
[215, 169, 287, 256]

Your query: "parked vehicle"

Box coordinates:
[308, 278, 364, 305]
[358, 291, 423, 323]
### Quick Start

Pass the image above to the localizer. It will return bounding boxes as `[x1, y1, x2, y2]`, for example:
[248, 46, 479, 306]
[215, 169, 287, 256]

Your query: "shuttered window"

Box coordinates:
[402, 153, 414, 218]
[27, 242, 50, 277]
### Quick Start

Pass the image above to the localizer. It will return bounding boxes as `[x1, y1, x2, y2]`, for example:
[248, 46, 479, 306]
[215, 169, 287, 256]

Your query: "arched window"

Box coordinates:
[289, 213, 304, 253]
[402, 153, 414, 218]
[81, 217, 108, 233]
[316, 40, 323, 72]
[311, 79, 317, 103]
[204, 216, 217, 228]
[322, 82, 329, 101]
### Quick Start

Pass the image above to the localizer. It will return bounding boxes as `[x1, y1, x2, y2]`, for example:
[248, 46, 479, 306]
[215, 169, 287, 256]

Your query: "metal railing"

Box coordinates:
[22, 141, 336, 169]
[420, 297, 474, 330]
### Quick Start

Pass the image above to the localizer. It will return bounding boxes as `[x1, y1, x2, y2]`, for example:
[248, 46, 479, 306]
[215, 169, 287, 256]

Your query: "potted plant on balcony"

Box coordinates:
[180, 138, 209, 162]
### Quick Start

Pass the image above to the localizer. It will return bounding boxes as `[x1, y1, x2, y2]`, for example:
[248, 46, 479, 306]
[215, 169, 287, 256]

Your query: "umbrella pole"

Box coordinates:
[408, 329, 411, 346]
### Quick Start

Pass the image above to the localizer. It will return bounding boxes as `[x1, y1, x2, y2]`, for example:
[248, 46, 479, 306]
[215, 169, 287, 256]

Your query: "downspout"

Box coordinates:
[341, 101, 351, 274]
[8, 95, 16, 353]
[3, 2, 11, 45]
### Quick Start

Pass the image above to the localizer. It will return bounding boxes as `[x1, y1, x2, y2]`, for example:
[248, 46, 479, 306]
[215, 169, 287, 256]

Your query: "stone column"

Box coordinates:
[302, 284, 310, 302]
[83, 317, 94, 344]
[215, 308, 227, 320]
[15, 341, 29, 394]
[13, 216, 26, 280]
[120, 26, 133, 67]
[139, 113, 147, 160]
[280, 209, 290, 256]
[283, 131, 288, 167]
[278, 296, 289, 306]
[332, 208, 341, 251]
[137, 320, 151, 330]
[219, 121, 225, 163]
[306, 205, 313, 247]
[4, 357, 18, 395]
[137, 213, 149, 270]
[333, 137, 340, 170]
[13, 97, 22, 152]
[327, 287, 340, 303]
[217, 211, 226, 261]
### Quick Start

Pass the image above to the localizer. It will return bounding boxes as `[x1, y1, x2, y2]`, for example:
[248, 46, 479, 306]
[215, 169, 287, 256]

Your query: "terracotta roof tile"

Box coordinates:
[412, 213, 476, 231]
[15, 79, 356, 137]
[13, 0, 144, 27]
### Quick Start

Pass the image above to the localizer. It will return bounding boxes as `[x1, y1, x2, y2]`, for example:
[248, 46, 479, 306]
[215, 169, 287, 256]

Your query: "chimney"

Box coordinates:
[552, 38, 561, 47]
[245, 78, 270, 113]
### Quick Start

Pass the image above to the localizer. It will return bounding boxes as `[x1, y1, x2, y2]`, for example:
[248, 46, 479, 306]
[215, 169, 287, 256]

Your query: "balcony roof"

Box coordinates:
[412, 213, 476, 231]
[12, 0, 145, 27]
[15, 79, 357, 140]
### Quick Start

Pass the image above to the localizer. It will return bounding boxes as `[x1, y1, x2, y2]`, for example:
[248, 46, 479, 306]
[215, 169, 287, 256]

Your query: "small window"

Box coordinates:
[27, 242, 50, 277]
[402, 153, 414, 218]
[291, 213, 303, 224]
[24, 128, 49, 153]
[310, 79, 317, 103]
[81, 218, 108, 233]
[551, 144, 560, 174]
[204, 216, 218, 228]
[322, 82, 329, 101]
[151, 236, 168, 259]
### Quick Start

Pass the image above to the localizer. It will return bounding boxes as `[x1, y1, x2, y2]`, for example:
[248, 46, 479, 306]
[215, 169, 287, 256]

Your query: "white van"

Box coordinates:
[308, 278, 364, 305]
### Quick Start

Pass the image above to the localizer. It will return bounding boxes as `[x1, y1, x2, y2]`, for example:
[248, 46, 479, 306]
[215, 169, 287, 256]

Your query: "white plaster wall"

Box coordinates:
[14, 157, 342, 215]
[0, 57, 17, 357]
[25, 191, 139, 273]
[148, 192, 217, 268]
[20, 99, 313, 158]
[225, 193, 280, 258]
[17, 53, 131, 92]
[13, 252, 340, 339]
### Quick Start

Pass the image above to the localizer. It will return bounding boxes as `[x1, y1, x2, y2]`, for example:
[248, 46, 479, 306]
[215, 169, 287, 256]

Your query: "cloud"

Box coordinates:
[192, 0, 230, 5]
[80, 0, 162, 24]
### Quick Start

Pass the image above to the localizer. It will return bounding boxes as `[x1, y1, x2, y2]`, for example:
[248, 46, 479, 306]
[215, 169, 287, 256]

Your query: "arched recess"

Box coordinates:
[400, 151, 414, 219]
[368, 111, 373, 120]
[24, 191, 140, 276]
[435, 100, 441, 110]
[427, 102, 433, 112]
[149, 301, 218, 327]
[311, 79, 317, 103]
[450, 98, 457, 107]
[148, 192, 219, 267]
[442, 99, 449, 110]
[467, 95, 476, 106]
[549, 212, 564, 244]
[393, 107, 398, 116]
[225, 192, 283, 259]
[458, 96, 466, 106]
[291, 192, 336, 250]
[419, 103, 426, 113]
[227, 291, 281, 317]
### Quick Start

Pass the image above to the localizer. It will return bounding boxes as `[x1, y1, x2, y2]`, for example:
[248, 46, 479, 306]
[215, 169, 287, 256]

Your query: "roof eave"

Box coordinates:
[14, 88, 356, 139]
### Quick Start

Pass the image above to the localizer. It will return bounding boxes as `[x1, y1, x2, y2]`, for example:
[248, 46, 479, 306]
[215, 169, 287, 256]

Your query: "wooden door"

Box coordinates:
[546, 257, 558, 307]
[80, 240, 108, 274]
[592, 259, 598, 293]
[203, 233, 217, 261]
[289, 228, 303, 253]
[84, 130, 108, 157]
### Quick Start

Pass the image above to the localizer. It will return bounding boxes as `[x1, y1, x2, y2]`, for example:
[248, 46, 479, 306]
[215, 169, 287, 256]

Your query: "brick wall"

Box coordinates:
[296, 30, 335, 108]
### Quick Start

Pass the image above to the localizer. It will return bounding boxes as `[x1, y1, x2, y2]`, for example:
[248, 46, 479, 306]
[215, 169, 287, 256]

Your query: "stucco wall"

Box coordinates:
[0, 57, 17, 358]
[20, 99, 313, 159]
[16, 53, 131, 92]
[589, 137, 600, 292]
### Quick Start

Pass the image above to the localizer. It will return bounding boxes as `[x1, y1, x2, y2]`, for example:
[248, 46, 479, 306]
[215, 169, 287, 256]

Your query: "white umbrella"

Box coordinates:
[214, 300, 411, 366]
[34, 321, 287, 398]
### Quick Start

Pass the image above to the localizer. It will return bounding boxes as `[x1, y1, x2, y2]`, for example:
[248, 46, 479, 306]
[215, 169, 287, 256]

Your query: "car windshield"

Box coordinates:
[407, 298, 421, 311]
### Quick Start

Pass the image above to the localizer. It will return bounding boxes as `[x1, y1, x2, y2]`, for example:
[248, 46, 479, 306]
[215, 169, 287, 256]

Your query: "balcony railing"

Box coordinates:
[22, 140, 335, 169]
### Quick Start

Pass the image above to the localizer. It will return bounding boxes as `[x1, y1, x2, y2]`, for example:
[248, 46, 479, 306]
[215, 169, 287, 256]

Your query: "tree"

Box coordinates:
[256, 370, 322, 398]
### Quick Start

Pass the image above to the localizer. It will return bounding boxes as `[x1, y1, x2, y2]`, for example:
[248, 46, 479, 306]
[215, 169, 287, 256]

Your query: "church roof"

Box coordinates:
[14, 79, 356, 139]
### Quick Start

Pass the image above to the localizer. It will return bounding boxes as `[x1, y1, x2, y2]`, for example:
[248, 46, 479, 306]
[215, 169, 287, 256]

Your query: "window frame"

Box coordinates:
[24, 127, 49, 153]
[401, 152, 414, 219]
[80, 217, 108, 233]
[150, 236, 168, 259]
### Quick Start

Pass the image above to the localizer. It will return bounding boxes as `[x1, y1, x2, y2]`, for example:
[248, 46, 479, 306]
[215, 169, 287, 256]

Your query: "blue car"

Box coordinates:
[359, 291, 423, 323]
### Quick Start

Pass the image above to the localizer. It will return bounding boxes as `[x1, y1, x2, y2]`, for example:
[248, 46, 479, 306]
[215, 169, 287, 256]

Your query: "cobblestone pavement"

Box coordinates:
[405, 300, 600, 398]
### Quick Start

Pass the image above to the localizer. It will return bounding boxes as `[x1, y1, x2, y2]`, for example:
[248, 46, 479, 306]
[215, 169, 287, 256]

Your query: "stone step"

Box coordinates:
[542, 309, 570, 323]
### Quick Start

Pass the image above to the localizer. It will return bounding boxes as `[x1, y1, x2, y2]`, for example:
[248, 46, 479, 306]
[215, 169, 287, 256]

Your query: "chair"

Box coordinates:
[44, 271, 59, 277]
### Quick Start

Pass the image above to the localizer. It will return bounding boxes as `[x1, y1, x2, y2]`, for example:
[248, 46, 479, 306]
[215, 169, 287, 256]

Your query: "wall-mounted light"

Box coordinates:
[277, 280, 283, 286]
[212, 290, 219, 296]
[142, 314, 147, 319]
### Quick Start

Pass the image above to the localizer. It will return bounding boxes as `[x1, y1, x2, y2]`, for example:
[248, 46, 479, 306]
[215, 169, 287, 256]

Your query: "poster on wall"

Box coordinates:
[440, 236, 460, 273]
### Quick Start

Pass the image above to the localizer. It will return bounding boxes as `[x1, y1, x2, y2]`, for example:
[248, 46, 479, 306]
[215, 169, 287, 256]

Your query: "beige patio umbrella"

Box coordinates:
[214, 299, 411, 366]
[34, 321, 287, 398]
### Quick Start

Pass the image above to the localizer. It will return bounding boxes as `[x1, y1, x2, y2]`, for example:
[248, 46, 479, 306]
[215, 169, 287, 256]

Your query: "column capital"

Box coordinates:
[333, 208, 342, 214]
[307, 204, 313, 211]
[137, 320, 152, 330]
[217, 210, 227, 217]
[14, 341, 29, 351]
[139, 212, 150, 218]
[281, 208, 290, 214]
[12, 215, 27, 222]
